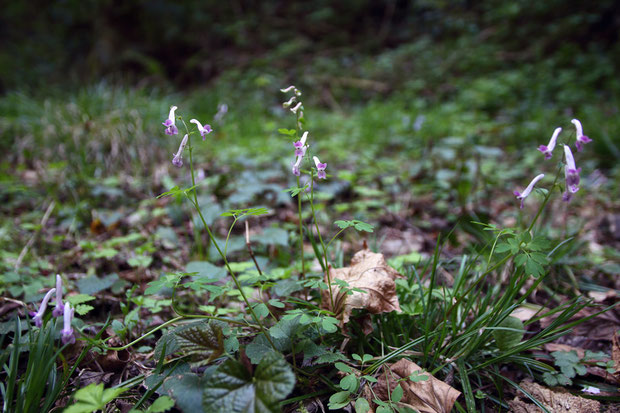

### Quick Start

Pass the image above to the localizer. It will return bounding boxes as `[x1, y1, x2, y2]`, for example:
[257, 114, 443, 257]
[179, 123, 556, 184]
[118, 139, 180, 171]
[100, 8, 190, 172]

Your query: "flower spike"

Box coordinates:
[31, 288, 56, 327]
[538, 127, 562, 160]
[61, 302, 76, 345]
[562, 145, 581, 201]
[514, 174, 545, 209]
[52, 274, 64, 317]
[313, 156, 327, 179]
[190, 119, 213, 140]
[571, 119, 592, 152]
[172, 134, 189, 167]
[162, 106, 178, 135]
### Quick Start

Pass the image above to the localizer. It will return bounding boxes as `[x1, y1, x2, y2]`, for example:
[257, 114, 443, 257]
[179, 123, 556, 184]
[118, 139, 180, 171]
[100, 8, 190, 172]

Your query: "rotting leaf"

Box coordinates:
[508, 379, 600, 413]
[322, 248, 402, 325]
[174, 320, 224, 367]
[374, 359, 461, 413]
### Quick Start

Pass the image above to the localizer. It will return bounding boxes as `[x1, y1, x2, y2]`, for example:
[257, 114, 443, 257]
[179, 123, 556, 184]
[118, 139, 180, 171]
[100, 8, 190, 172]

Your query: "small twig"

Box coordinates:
[245, 221, 263, 276]
[15, 200, 55, 269]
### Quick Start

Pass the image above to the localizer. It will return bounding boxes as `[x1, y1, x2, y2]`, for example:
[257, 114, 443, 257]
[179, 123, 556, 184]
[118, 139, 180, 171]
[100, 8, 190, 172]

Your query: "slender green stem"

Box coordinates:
[296, 176, 305, 278]
[307, 172, 335, 311]
[184, 171, 275, 350]
[527, 164, 563, 233]
[326, 228, 347, 250]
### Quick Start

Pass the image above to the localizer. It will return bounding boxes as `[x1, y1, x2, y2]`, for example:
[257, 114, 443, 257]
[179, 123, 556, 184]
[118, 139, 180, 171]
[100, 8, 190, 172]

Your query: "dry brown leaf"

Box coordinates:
[543, 343, 586, 358]
[374, 359, 461, 413]
[613, 333, 620, 374]
[321, 248, 402, 324]
[511, 305, 547, 323]
[540, 306, 620, 341]
[507, 379, 600, 413]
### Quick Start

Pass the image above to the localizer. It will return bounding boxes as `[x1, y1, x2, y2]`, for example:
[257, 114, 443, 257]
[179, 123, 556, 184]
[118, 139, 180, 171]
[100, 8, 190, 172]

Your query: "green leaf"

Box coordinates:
[155, 371, 207, 413]
[174, 321, 224, 367]
[145, 273, 181, 295]
[74, 304, 94, 315]
[246, 335, 277, 364]
[334, 220, 373, 233]
[335, 362, 353, 373]
[277, 128, 297, 136]
[63, 383, 127, 413]
[340, 374, 359, 392]
[203, 352, 295, 413]
[221, 207, 270, 217]
[66, 294, 96, 306]
[321, 317, 339, 333]
[328, 391, 351, 410]
[334, 220, 354, 229]
[391, 384, 403, 403]
[77, 274, 120, 295]
[128, 255, 153, 268]
[355, 398, 371, 413]
[514, 253, 527, 267]
[145, 396, 175, 413]
[284, 185, 308, 198]
[157, 185, 198, 199]
[494, 242, 511, 254]
[492, 316, 525, 351]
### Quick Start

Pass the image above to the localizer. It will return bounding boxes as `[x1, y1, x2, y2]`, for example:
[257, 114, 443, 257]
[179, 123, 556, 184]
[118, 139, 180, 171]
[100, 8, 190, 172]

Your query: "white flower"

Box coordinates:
[514, 174, 545, 209]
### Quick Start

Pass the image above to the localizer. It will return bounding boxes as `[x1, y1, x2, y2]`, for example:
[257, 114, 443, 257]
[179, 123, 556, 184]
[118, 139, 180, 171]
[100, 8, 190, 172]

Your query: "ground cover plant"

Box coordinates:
[2, 3, 620, 411]
[1, 79, 619, 412]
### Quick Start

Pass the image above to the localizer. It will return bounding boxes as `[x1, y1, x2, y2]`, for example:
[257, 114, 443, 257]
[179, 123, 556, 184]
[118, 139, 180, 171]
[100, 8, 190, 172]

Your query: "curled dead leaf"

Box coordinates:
[321, 249, 402, 325]
[374, 358, 461, 413]
[508, 379, 600, 413]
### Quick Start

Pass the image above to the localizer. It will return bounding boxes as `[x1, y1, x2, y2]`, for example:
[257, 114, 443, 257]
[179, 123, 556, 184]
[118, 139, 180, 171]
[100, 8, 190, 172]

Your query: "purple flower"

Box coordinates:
[61, 302, 76, 345]
[190, 119, 213, 140]
[313, 156, 327, 179]
[291, 156, 302, 176]
[172, 134, 188, 167]
[52, 274, 64, 317]
[514, 173, 545, 209]
[31, 288, 56, 328]
[162, 106, 178, 135]
[562, 145, 581, 202]
[571, 119, 592, 152]
[538, 127, 562, 160]
[294, 132, 308, 157]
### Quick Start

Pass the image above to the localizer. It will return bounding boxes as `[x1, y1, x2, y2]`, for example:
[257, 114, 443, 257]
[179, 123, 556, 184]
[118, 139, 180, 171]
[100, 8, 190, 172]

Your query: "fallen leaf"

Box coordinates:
[511, 305, 546, 323]
[540, 306, 620, 341]
[507, 379, 600, 413]
[322, 248, 402, 325]
[374, 358, 461, 413]
[543, 343, 585, 359]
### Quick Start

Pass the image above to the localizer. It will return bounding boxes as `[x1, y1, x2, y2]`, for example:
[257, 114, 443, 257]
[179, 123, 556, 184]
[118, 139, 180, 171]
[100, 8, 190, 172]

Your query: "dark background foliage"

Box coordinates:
[2, 0, 619, 92]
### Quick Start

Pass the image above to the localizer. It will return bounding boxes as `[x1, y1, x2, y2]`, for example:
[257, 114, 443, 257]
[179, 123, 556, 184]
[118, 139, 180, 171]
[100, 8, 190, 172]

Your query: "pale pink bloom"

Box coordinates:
[313, 156, 327, 179]
[514, 174, 545, 209]
[538, 127, 562, 160]
[190, 119, 213, 140]
[162, 106, 178, 135]
[31, 288, 56, 327]
[562, 145, 581, 202]
[52, 274, 64, 317]
[61, 302, 75, 345]
[571, 119, 592, 152]
[172, 134, 189, 167]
